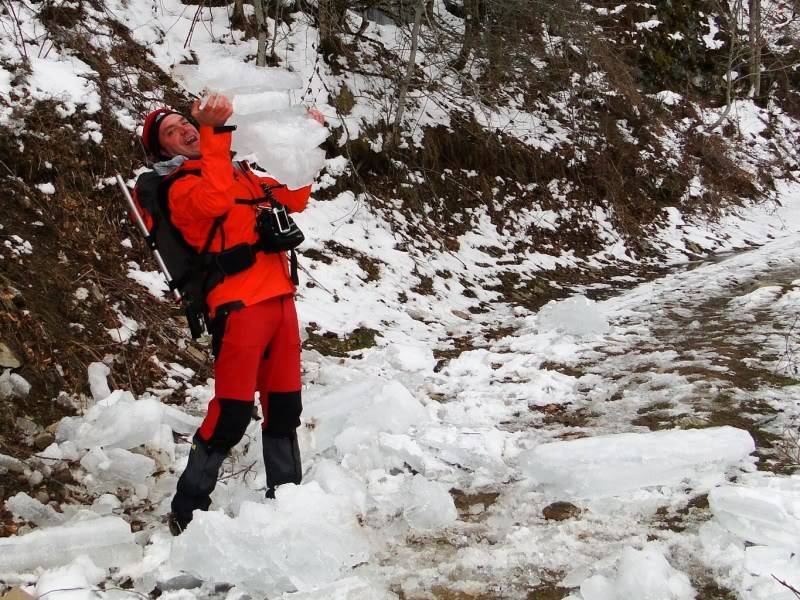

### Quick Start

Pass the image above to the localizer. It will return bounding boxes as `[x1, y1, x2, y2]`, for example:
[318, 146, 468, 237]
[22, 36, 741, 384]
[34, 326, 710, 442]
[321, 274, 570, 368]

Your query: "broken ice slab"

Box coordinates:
[237, 144, 325, 190]
[161, 405, 202, 436]
[60, 391, 164, 450]
[233, 92, 291, 116]
[35, 556, 105, 600]
[522, 426, 755, 498]
[709, 474, 800, 549]
[303, 377, 429, 454]
[275, 576, 393, 599]
[5, 492, 66, 527]
[80, 447, 155, 494]
[87, 362, 111, 402]
[0, 516, 142, 572]
[536, 294, 610, 337]
[578, 545, 695, 600]
[173, 57, 303, 95]
[402, 475, 458, 531]
[170, 483, 370, 596]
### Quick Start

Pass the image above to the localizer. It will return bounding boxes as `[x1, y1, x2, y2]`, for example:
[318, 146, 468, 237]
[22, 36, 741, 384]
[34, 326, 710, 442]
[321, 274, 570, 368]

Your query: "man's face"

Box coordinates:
[158, 114, 200, 159]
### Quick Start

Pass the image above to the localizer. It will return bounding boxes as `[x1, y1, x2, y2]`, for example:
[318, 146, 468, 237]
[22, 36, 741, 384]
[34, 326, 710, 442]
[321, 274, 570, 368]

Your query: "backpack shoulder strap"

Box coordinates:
[157, 167, 228, 292]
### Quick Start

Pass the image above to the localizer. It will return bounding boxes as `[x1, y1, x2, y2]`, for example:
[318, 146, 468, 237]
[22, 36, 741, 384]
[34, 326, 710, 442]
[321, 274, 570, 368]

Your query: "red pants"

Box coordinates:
[197, 294, 302, 449]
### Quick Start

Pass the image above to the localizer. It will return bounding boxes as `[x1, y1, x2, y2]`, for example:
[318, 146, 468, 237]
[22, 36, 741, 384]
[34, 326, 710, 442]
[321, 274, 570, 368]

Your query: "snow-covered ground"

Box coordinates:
[3, 197, 800, 599]
[3, 196, 800, 600]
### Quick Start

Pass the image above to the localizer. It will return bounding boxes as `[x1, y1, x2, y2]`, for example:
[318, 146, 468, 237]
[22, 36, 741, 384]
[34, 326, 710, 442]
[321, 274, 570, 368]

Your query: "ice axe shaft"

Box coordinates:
[115, 173, 182, 302]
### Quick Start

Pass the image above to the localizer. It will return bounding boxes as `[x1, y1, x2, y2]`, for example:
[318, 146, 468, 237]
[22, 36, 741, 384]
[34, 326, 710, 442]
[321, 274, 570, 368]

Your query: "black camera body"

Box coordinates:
[256, 202, 305, 253]
[255, 183, 305, 253]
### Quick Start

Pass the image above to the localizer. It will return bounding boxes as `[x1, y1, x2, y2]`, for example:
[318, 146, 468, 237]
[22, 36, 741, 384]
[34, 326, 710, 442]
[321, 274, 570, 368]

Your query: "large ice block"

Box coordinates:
[402, 475, 458, 531]
[0, 516, 142, 572]
[709, 475, 800, 549]
[173, 58, 303, 94]
[522, 426, 755, 498]
[276, 576, 392, 599]
[303, 377, 429, 454]
[80, 447, 155, 493]
[170, 483, 369, 596]
[63, 392, 165, 450]
[5, 492, 66, 527]
[233, 108, 329, 148]
[161, 404, 202, 436]
[233, 91, 292, 116]
[579, 546, 695, 600]
[35, 556, 105, 600]
[537, 295, 610, 336]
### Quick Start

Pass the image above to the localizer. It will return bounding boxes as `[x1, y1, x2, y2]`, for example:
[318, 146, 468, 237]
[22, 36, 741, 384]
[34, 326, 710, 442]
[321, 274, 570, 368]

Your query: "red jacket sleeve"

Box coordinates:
[260, 176, 312, 214]
[169, 126, 237, 221]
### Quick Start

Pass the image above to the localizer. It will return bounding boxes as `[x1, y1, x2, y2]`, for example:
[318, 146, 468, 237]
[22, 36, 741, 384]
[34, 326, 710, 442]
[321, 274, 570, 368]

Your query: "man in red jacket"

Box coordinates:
[140, 94, 321, 534]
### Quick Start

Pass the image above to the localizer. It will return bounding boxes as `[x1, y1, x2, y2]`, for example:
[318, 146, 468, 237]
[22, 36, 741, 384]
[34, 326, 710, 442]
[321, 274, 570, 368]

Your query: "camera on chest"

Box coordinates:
[255, 184, 305, 253]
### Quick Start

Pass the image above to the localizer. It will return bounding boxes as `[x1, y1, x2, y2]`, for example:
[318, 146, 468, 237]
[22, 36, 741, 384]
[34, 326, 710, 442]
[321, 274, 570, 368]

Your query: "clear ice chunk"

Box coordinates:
[0, 515, 142, 572]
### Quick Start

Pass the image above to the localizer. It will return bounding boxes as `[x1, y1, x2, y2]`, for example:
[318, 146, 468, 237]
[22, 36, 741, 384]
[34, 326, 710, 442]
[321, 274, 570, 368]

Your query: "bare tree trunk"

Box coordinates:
[392, 0, 425, 145]
[451, 0, 479, 71]
[253, 0, 270, 67]
[749, 0, 762, 97]
[713, 0, 743, 129]
[231, 0, 248, 32]
[319, 0, 335, 56]
[270, 1, 281, 58]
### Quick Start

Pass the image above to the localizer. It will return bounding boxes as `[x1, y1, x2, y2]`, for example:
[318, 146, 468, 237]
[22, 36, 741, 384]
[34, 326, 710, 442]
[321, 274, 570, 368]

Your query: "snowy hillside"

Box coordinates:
[2, 0, 800, 598]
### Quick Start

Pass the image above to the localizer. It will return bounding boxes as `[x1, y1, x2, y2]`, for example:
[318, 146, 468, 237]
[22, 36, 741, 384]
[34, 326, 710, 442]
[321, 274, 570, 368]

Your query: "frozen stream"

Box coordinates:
[3, 232, 800, 600]
[379, 231, 800, 599]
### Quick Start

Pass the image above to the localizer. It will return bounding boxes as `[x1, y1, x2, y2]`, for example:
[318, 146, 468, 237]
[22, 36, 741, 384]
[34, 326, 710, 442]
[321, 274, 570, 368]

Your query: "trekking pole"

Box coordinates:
[115, 174, 182, 302]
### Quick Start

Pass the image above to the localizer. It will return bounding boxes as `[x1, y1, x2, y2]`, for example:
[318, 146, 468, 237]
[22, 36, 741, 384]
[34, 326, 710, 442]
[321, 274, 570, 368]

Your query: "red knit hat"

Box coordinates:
[142, 108, 181, 159]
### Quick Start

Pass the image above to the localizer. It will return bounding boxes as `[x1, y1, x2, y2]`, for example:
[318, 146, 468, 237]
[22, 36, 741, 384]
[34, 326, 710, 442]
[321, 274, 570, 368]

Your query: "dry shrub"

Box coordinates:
[589, 37, 643, 110]
[0, 3, 206, 433]
[685, 132, 760, 210]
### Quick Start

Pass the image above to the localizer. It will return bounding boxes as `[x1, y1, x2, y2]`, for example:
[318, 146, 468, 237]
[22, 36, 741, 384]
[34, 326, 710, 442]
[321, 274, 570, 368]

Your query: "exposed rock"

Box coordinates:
[543, 501, 582, 521]
[52, 467, 75, 484]
[686, 241, 704, 255]
[184, 345, 207, 364]
[675, 415, 710, 429]
[33, 431, 55, 451]
[14, 417, 40, 436]
[0, 343, 21, 369]
[157, 573, 203, 591]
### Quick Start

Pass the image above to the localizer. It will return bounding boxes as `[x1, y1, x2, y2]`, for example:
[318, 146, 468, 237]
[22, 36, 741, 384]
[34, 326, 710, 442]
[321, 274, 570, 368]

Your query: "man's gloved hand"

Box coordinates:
[192, 92, 234, 127]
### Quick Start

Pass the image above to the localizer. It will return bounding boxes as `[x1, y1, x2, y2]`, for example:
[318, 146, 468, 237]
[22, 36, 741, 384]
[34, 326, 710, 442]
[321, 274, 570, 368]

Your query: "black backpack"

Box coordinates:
[133, 169, 225, 338]
[131, 167, 304, 339]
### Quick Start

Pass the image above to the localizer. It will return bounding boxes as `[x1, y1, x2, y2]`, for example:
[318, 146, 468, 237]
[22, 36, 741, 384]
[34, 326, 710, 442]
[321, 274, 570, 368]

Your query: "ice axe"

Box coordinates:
[115, 173, 181, 303]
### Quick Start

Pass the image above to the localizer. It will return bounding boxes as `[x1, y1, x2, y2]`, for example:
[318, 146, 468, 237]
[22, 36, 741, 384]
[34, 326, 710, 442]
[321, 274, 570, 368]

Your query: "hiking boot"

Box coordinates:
[262, 430, 302, 499]
[168, 512, 189, 536]
[171, 435, 227, 522]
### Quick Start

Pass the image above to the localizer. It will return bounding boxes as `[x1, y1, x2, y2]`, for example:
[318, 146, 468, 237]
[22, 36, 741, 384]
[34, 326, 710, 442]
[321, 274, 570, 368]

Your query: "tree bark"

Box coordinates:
[270, 1, 281, 58]
[253, 0, 270, 67]
[713, 0, 743, 129]
[230, 0, 248, 32]
[319, 0, 347, 57]
[451, 0, 479, 71]
[749, 0, 762, 97]
[392, 0, 425, 145]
